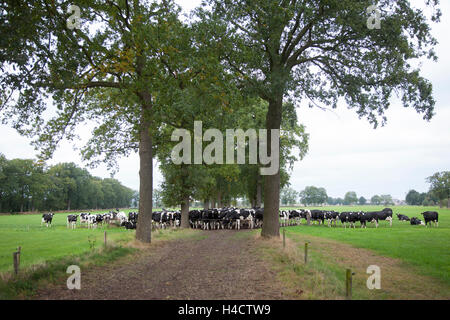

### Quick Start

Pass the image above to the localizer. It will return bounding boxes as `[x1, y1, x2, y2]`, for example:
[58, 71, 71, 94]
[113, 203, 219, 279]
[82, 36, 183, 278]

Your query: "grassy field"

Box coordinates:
[0, 209, 141, 273]
[282, 205, 450, 286]
[1, 205, 449, 295]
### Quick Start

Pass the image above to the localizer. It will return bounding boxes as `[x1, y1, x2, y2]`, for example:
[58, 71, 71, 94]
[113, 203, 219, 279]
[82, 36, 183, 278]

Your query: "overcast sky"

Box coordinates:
[1, 0, 449, 201]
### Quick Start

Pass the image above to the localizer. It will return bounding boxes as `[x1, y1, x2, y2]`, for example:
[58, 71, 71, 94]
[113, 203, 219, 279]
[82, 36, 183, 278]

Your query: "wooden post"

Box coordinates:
[17, 246, 21, 266]
[304, 242, 309, 264]
[13, 252, 19, 275]
[346, 269, 354, 300]
[283, 229, 286, 249]
[104, 231, 107, 247]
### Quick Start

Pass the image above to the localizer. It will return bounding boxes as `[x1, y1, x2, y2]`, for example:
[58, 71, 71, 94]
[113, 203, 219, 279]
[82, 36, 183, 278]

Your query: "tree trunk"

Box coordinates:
[136, 96, 153, 243]
[261, 97, 282, 238]
[256, 175, 262, 208]
[447, 198, 450, 209]
[203, 199, 209, 210]
[181, 195, 190, 228]
[217, 191, 222, 208]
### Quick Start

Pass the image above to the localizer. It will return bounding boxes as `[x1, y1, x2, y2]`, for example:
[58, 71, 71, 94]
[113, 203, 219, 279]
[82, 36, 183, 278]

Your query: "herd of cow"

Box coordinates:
[40, 207, 439, 230]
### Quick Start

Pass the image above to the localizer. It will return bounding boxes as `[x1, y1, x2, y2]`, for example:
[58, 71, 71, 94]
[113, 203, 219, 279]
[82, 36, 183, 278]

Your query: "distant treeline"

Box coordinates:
[0, 154, 137, 213]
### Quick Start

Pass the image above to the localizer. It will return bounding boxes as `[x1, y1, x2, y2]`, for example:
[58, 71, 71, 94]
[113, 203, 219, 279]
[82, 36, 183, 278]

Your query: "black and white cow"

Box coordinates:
[79, 213, 90, 227]
[41, 213, 54, 227]
[124, 221, 137, 230]
[378, 208, 394, 227]
[410, 217, 425, 226]
[279, 210, 289, 227]
[128, 212, 138, 223]
[239, 209, 254, 229]
[397, 214, 410, 222]
[254, 208, 264, 229]
[339, 212, 350, 227]
[289, 210, 303, 226]
[421, 211, 438, 227]
[310, 210, 325, 225]
[67, 214, 78, 229]
[361, 208, 393, 228]
[325, 211, 339, 227]
[117, 211, 128, 226]
[189, 210, 202, 229]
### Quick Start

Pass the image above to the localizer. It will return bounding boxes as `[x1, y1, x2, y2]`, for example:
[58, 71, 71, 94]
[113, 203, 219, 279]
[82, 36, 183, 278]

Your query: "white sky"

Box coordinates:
[1, 0, 449, 200]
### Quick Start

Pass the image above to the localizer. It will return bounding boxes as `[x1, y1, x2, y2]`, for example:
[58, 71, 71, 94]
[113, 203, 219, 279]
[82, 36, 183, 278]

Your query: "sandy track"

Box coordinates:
[35, 230, 285, 300]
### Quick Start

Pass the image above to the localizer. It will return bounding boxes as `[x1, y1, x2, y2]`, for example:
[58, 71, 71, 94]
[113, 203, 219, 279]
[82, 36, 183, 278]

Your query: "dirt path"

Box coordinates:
[35, 230, 285, 300]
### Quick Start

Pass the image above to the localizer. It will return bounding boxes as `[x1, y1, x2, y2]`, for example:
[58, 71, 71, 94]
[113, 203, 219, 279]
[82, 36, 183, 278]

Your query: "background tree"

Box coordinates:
[299, 186, 327, 206]
[358, 196, 367, 205]
[380, 194, 394, 206]
[344, 192, 358, 205]
[200, 0, 440, 237]
[427, 171, 450, 208]
[0, 156, 134, 213]
[406, 189, 422, 205]
[371, 195, 382, 205]
[280, 187, 299, 206]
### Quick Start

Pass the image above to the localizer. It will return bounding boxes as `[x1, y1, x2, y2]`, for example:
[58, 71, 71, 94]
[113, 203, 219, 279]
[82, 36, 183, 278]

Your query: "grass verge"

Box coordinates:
[256, 230, 450, 300]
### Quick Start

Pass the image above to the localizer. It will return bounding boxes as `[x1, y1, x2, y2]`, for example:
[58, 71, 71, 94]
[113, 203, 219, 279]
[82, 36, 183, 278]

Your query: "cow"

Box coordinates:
[95, 214, 104, 226]
[41, 213, 54, 227]
[338, 212, 359, 228]
[339, 212, 350, 228]
[410, 217, 425, 226]
[421, 211, 439, 227]
[79, 213, 90, 227]
[362, 208, 393, 228]
[359, 211, 376, 228]
[347, 212, 361, 228]
[189, 210, 202, 229]
[289, 210, 303, 225]
[279, 210, 289, 227]
[310, 210, 325, 225]
[254, 208, 264, 228]
[116, 211, 128, 226]
[152, 211, 162, 229]
[128, 212, 138, 223]
[397, 214, 410, 222]
[124, 221, 137, 230]
[240, 209, 254, 229]
[87, 214, 98, 228]
[67, 214, 78, 229]
[325, 211, 339, 227]
[378, 208, 394, 227]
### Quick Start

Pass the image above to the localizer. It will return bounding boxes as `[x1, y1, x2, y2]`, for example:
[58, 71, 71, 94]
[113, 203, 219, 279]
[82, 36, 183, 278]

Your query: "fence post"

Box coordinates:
[304, 242, 309, 264]
[283, 229, 286, 249]
[13, 252, 19, 276]
[104, 231, 107, 247]
[346, 269, 355, 300]
[17, 246, 21, 266]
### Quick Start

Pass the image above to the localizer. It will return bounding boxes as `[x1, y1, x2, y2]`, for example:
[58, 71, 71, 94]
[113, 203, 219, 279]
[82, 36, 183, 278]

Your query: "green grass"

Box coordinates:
[0, 209, 203, 299]
[0, 246, 136, 299]
[282, 205, 450, 286]
[0, 209, 142, 273]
